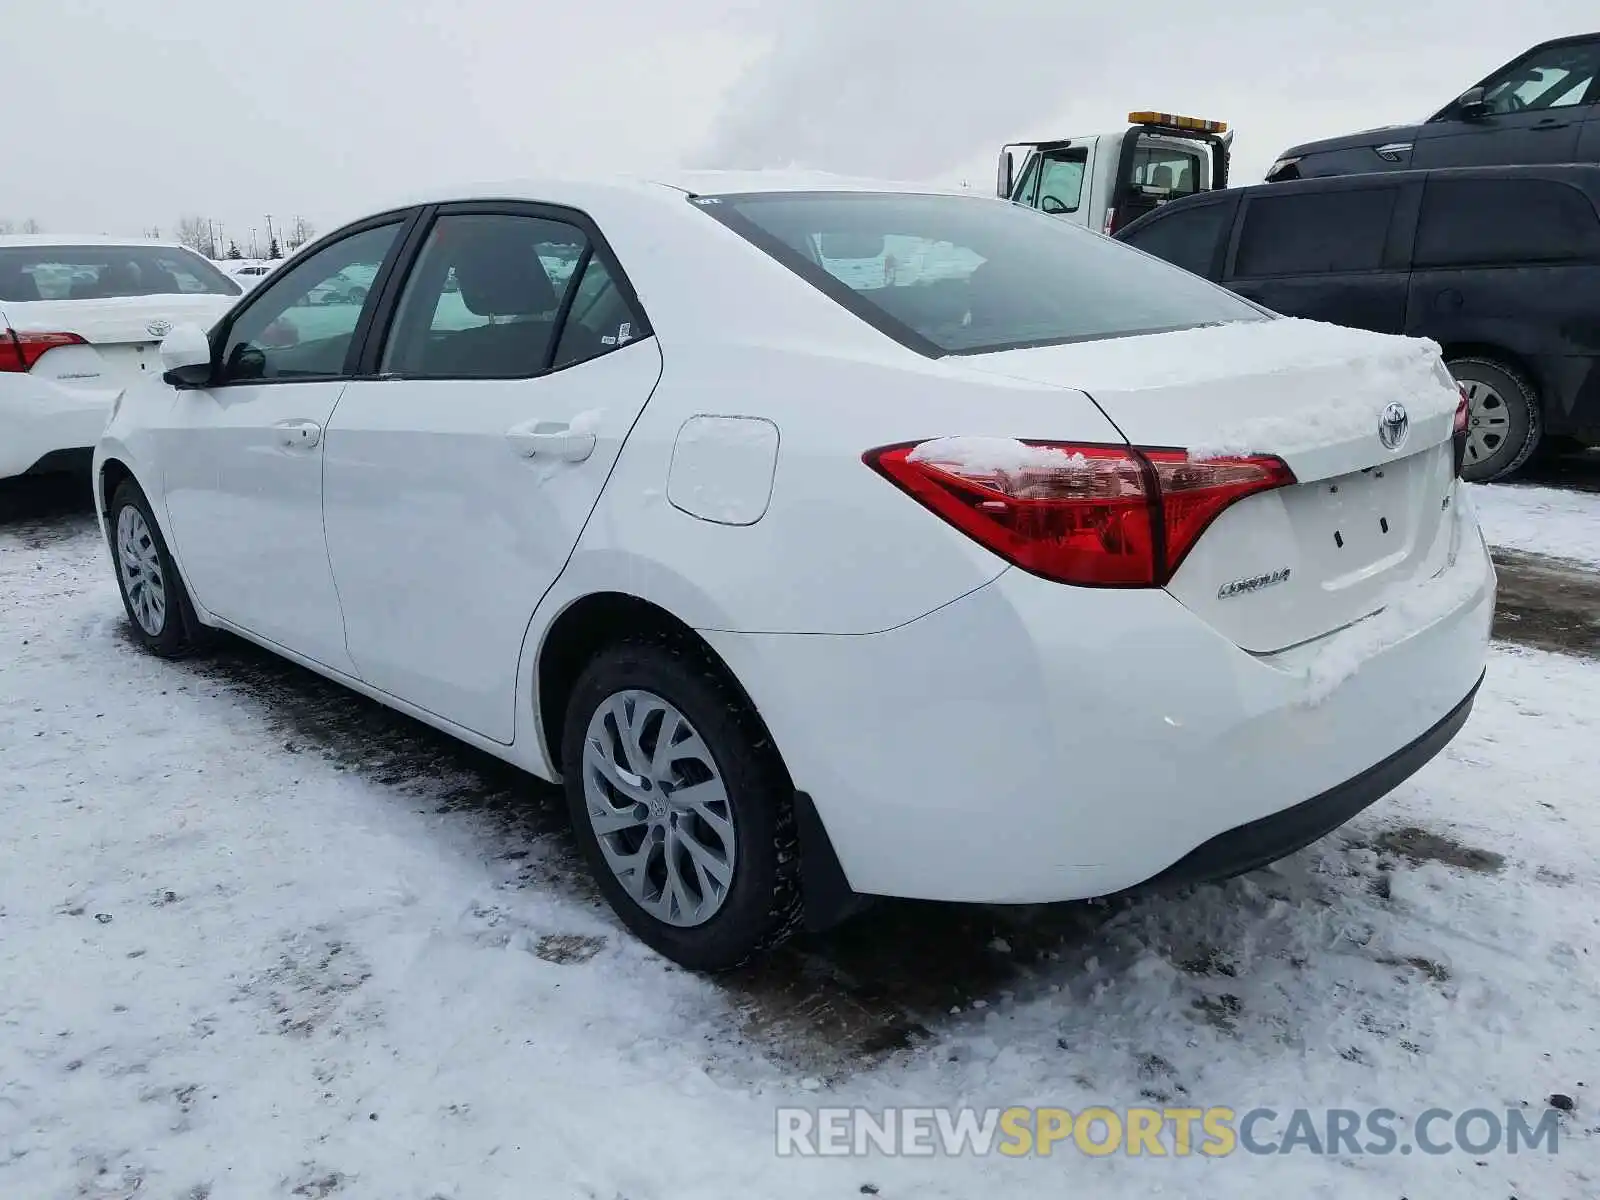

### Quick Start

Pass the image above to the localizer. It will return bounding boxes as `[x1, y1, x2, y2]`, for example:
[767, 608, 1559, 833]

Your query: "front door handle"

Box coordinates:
[506, 421, 596, 463]
[274, 418, 322, 450]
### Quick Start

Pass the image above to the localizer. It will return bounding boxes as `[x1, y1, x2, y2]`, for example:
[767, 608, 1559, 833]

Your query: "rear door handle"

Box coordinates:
[274, 418, 322, 449]
[506, 421, 596, 463]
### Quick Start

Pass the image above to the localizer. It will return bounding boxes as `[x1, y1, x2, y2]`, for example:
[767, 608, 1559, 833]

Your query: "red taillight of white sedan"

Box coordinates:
[0, 329, 86, 373]
[865, 438, 1295, 587]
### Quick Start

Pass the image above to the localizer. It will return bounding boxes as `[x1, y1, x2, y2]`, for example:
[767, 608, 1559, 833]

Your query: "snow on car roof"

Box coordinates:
[0, 234, 190, 251]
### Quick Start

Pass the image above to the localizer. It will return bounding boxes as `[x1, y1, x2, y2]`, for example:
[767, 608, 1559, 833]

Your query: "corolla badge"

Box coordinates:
[1217, 567, 1292, 600]
[146, 319, 172, 338]
[1378, 402, 1409, 451]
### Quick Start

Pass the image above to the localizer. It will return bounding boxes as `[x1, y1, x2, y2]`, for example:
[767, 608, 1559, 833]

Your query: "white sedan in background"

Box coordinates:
[1, 236, 241, 480]
[94, 175, 1492, 970]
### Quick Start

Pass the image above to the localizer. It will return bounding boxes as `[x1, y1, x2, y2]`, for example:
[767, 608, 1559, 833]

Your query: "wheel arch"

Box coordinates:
[534, 591, 768, 777]
[1438, 342, 1546, 408]
[529, 587, 867, 932]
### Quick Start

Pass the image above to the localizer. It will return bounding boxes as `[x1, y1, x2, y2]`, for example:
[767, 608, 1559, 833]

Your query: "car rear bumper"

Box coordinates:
[0, 377, 118, 480]
[703, 494, 1494, 903]
[1146, 672, 1480, 889]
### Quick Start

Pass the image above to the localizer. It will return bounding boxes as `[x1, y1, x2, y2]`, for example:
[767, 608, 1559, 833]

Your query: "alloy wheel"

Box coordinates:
[580, 689, 737, 927]
[115, 505, 167, 636]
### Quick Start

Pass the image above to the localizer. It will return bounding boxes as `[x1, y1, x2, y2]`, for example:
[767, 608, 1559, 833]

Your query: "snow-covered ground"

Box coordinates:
[1471, 477, 1600, 569]
[2, 508, 1597, 1199]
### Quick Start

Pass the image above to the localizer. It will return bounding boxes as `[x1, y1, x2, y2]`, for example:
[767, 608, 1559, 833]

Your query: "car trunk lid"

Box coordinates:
[958, 317, 1466, 653]
[3, 294, 233, 391]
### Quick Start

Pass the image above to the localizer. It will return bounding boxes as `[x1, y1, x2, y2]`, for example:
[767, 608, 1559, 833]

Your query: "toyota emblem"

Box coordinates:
[146, 319, 173, 338]
[1378, 402, 1409, 451]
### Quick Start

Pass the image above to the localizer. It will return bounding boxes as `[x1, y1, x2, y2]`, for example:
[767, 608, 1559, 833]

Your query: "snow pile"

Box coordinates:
[908, 436, 1087, 476]
[3, 510, 1597, 1199]
[985, 317, 1451, 395]
[1184, 327, 1461, 461]
[1468, 480, 1600, 568]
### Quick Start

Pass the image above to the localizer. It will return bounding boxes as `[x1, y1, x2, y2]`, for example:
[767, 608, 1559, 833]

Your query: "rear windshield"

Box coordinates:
[694, 190, 1266, 356]
[0, 245, 242, 302]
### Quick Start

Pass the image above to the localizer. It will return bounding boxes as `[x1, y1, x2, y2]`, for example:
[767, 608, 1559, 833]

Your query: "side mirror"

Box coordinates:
[158, 322, 213, 389]
[1456, 86, 1490, 120]
[997, 149, 1015, 200]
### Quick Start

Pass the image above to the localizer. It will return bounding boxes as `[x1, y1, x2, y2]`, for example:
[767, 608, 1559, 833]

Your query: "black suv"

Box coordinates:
[1115, 164, 1600, 481]
[1266, 33, 1600, 181]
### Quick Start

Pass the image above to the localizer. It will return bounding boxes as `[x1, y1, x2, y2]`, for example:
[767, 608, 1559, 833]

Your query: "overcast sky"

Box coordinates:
[7, 0, 1597, 245]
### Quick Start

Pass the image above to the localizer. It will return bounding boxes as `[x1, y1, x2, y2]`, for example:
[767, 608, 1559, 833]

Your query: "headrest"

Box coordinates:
[451, 231, 559, 318]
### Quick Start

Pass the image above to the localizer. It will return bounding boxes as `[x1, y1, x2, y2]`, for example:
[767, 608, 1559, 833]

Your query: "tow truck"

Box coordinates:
[997, 111, 1232, 235]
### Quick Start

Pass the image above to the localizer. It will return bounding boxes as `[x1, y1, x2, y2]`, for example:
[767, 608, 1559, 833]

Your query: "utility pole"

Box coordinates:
[249, 228, 258, 258]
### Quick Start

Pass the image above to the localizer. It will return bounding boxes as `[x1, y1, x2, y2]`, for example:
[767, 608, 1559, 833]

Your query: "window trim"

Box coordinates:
[206, 207, 424, 390]
[356, 199, 653, 382]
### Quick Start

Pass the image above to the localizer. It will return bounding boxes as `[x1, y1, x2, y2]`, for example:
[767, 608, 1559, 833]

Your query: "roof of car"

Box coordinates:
[0, 233, 191, 251]
[384, 171, 976, 212]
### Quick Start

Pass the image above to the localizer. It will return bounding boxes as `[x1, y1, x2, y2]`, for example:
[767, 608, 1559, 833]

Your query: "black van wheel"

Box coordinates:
[1448, 357, 1542, 483]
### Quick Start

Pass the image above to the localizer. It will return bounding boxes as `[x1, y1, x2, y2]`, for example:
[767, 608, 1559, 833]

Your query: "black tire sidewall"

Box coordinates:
[1450, 357, 1542, 483]
[560, 639, 800, 971]
[108, 481, 191, 656]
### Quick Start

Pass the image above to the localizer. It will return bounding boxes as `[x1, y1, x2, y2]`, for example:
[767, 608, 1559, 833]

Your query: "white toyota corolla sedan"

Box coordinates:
[94, 174, 1493, 970]
[2, 236, 242, 480]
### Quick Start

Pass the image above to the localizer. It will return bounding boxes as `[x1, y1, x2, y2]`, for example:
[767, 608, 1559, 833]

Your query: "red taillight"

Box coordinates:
[865, 439, 1295, 588]
[0, 329, 87, 373]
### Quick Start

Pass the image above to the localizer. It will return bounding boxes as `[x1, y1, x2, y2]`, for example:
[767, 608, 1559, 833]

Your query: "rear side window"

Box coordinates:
[1414, 178, 1600, 267]
[1121, 202, 1232, 277]
[1234, 188, 1398, 277]
[697, 190, 1266, 357]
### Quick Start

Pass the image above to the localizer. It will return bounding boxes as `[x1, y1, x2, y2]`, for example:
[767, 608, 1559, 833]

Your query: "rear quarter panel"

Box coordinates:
[539, 341, 1126, 637]
[1406, 263, 1600, 432]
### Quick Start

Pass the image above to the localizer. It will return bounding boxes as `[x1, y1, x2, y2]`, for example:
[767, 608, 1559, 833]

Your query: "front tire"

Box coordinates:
[107, 480, 205, 657]
[561, 638, 803, 971]
[1449, 356, 1542, 483]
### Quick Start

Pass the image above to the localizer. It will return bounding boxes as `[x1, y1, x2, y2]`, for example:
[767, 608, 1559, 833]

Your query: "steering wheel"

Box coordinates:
[1040, 194, 1070, 215]
[1503, 92, 1526, 113]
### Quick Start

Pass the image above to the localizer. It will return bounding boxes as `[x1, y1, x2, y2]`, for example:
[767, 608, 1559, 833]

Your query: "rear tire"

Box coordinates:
[107, 480, 208, 658]
[1448, 356, 1542, 483]
[560, 637, 803, 971]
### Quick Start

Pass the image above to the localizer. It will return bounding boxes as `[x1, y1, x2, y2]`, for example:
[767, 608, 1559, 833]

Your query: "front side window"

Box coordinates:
[380, 213, 644, 379]
[0, 244, 241, 302]
[1233, 188, 1398, 277]
[698, 190, 1266, 357]
[1480, 40, 1600, 114]
[1035, 152, 1086, 214]
[1414, 178, 1600, 268]
[218, 222, 401, 384]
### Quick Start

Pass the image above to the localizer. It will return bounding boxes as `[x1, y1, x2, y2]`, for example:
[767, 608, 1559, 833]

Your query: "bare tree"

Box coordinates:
[21, 218, 42, 234]
[287, 216, 316, 252]
[0, 219, 13, 235]
[175, 215, 210, 255]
